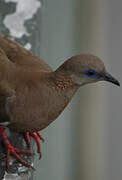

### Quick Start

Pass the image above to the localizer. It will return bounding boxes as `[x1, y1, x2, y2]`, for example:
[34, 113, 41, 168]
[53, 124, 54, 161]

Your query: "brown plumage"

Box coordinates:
[0, 33, 119, 169]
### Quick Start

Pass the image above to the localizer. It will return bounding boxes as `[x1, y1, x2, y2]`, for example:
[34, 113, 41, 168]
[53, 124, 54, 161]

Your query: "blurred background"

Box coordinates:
[0, 0, 122, 180]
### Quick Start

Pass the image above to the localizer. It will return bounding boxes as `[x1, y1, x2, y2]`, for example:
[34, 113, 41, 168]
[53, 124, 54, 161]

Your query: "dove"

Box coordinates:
[0, 34, 120, 169]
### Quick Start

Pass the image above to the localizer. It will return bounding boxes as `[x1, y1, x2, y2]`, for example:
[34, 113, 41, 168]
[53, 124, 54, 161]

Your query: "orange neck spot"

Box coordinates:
[54, 76, 73, 91]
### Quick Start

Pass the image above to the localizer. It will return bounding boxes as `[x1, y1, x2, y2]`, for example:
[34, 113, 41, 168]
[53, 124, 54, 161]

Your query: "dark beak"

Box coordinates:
[103, 72, 120, 86]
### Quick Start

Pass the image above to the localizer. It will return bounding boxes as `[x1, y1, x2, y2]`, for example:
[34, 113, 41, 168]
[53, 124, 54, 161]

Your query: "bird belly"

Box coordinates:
[8, 106, 51, 133]
[6, 84, 77, 133]
[7, 98, 68, 133]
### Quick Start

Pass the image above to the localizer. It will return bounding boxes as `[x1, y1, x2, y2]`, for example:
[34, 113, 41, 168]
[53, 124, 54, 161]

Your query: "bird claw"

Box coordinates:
[25, 132, 31, 147]
[0, 127, 44, 169]
[14, 147, 34, 156]
[6, 144, 34, 170]
[0, 127, 34, 170]
[25, 131, 44, 159]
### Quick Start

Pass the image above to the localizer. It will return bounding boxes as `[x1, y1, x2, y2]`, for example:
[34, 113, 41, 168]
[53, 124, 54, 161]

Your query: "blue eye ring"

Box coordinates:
[84, 69, 97, 78]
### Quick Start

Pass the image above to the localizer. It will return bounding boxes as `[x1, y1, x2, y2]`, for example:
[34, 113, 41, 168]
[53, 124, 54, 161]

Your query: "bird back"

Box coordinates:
[0, 33, 52, 72]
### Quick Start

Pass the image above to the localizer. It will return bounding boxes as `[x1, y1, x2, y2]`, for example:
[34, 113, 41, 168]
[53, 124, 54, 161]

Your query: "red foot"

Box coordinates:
[25, 131, 44, 159]
[0, 127, 34, 170]
[25, 132, 31, 147]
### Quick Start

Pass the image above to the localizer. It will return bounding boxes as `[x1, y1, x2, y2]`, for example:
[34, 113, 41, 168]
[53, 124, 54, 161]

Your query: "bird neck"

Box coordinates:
[51, 70, 78, 91]
[43, 71, 79, 122]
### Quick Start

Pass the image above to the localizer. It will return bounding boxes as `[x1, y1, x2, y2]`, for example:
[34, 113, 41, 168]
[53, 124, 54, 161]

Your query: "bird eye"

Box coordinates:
[84, 69, 97, 78]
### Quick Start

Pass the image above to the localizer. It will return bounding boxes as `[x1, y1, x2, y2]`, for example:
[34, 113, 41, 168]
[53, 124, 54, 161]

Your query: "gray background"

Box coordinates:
[34, 1, 122, 180]
[0, 0, 122, 180]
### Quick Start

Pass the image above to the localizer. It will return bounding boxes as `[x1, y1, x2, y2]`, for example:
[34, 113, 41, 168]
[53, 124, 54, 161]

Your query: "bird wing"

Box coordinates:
[0, 34, 52, 125]
[0, 33, 52, 71]
[0, 48, 16, 124]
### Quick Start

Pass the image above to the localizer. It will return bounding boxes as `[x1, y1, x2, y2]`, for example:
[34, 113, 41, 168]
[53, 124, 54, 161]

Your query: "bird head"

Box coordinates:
[57, 54, 120, 87]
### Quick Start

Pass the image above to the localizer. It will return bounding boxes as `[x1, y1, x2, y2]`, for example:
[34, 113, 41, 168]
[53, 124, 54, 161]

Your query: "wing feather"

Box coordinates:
[0, 33, 52, 71]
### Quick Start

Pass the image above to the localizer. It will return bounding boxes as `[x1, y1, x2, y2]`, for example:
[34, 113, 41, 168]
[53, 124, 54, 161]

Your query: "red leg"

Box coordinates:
[25, 131, 44, 159]
[25, 132, 31, 147]
[14, 148, 33, 155]
[36, 132, 45, 142]
[32, 132, 41, 159]
[0, 127, 34, 170]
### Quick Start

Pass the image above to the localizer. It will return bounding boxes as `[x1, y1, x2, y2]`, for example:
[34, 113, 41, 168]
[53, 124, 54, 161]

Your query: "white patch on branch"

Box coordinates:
[4, 0, 41, 38]
[24, 43, 32, 50]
